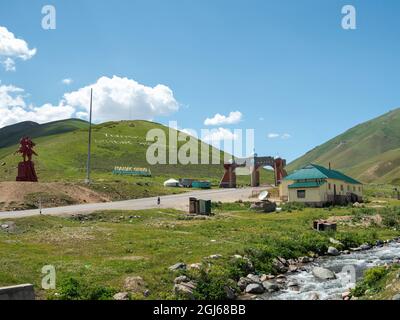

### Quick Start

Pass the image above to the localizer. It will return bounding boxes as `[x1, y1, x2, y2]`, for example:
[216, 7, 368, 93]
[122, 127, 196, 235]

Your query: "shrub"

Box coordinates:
[225, 257, 253, 281]
[381, 207, 400, 228]
[352, 266, 388, 297]
[58, 277, 116, 300]
[192, 266, 235, 300]
[59, 278, 84, 300]
[280, 202, 306, 212]
[335, 230, 377, 249]
[243, 245, 275, 274]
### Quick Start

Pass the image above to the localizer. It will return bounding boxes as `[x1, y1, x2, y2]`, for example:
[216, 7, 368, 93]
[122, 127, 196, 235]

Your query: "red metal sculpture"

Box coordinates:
[15, 136, 38, 182]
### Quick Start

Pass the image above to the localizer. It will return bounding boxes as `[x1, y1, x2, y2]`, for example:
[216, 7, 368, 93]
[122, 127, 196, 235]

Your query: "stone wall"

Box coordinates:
[0, 284, 35, 300]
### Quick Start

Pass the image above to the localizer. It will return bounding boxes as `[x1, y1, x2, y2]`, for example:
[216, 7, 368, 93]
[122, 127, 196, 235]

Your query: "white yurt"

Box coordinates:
[163, 178, 180, 187]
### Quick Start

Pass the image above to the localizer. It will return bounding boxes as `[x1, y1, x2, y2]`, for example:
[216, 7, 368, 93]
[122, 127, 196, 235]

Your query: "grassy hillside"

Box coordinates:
[0, 119, 88, 149]
[288, 108, 400, 184]
[0, 119, 273, 187]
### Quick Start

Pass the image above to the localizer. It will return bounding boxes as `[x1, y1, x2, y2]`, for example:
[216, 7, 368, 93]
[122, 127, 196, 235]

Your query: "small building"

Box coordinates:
[280, 164, 363, 206]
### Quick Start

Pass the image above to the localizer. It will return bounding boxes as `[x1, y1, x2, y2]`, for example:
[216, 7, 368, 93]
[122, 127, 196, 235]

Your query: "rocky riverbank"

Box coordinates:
[166, 236, 400, 300]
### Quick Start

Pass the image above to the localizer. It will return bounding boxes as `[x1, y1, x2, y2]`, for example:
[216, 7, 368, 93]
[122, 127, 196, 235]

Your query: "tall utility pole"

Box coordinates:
[85, 88, 93, 184]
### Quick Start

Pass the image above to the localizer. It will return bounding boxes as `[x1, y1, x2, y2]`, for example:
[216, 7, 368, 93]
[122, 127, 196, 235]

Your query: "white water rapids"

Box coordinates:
[261, 241, 400, 300]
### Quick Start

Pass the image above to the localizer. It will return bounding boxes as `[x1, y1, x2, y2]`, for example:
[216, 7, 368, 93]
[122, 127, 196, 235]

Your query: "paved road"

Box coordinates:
[0, 187, 269, 220]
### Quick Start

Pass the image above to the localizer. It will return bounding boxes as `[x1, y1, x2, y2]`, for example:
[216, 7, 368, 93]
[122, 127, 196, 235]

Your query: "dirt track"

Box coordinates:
[0, 187, 269, 219]
[0, 181, 110, 211]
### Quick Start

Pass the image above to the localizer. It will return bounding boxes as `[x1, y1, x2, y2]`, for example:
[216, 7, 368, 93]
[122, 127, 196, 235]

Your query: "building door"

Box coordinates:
[333, 184, 337, 205]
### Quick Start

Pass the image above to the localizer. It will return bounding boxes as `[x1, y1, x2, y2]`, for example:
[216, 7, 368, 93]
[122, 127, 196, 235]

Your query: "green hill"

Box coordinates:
[288, 108, 400, 184]
[0, 119, 272, 187]
[0, 118, 89, 149]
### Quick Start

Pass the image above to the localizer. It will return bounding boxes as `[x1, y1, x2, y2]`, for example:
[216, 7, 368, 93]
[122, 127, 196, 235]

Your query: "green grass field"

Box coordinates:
[1, 196, 399, 300]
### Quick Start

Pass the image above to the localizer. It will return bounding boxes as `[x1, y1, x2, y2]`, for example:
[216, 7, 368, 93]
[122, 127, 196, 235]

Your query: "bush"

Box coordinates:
[192, 266, 235, 300]
[243, 245, 275, 274]
[59, 278, 83, 300]
[280, 202, 306, 212]
[381, 207, 400, 228]
[243, 232, 330, 274]
[58, 277, 116, 300]
[352, 266, 388, 297]
[225, 257, 253, 281]
[335, 230, 377, 249]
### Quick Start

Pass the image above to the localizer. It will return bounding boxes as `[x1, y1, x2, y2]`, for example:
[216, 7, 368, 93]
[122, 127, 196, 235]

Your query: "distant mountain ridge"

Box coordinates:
[0, 119, 88, 149]
[288, 108, 400, 185]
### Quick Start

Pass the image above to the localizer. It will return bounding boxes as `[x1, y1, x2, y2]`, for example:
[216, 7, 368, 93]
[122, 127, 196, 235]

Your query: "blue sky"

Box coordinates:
[1, 0, 400, 162]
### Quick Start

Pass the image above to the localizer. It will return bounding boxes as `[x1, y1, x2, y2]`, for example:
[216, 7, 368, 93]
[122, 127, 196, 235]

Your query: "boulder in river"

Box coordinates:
[312, 267, 336, 280]
[262, 281, 279, 292]
[246, 274, 261, 284]
[237, 277, 254, 291]
[308, 292, 320, 300]
[327, 247, 340, 256]
[272, 258, 288, 273]
[360, 243, 372, 250]
[245, 283, 265, 294]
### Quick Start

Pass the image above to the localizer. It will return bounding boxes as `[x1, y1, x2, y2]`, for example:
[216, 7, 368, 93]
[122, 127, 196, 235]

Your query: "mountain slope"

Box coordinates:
[288, 108, 400, 184]
[0, 118, 88, 149]
[0, 119, 273, 185]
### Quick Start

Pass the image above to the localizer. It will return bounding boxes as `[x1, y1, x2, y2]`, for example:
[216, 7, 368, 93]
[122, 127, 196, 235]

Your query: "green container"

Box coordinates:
[192, 181, 211, 189]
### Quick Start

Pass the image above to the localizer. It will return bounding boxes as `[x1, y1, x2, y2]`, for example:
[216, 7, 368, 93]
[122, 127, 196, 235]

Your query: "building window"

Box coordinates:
[347, 185, 350, 191]
[359, 186, 361, 192]
[328, 183, 331, 190]
[353, 186, 356, 192]
[340, 185, 344, 192]
[297, 190, 306, 198]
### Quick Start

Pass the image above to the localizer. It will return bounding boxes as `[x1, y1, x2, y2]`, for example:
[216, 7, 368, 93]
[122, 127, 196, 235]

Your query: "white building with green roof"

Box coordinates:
[280, 164, 363, 206]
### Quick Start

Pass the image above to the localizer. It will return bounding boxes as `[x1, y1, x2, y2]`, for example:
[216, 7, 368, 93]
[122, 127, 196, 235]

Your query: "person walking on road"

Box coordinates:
[157, 196, 161, 206]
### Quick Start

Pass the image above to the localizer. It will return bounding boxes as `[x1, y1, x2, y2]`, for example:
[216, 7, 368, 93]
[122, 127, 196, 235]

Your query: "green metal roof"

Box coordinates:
[284, 164, 362, 185]
[288, 181, 326, 189]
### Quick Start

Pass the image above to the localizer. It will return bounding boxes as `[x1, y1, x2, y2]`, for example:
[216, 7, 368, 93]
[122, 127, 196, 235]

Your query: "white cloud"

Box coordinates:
[2, 57, 16, 71]
[267, 133, 280, 139]
[202, 128, 239, 142]
[62, 78, 73, 85]
[0, 26, 36, 71]
[0, 84, 75, 128]
[204, 111, 242, 126]
[0, 76, 179, 128]
[63, 75, 179, 123]
[267, 132, 291, 140]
